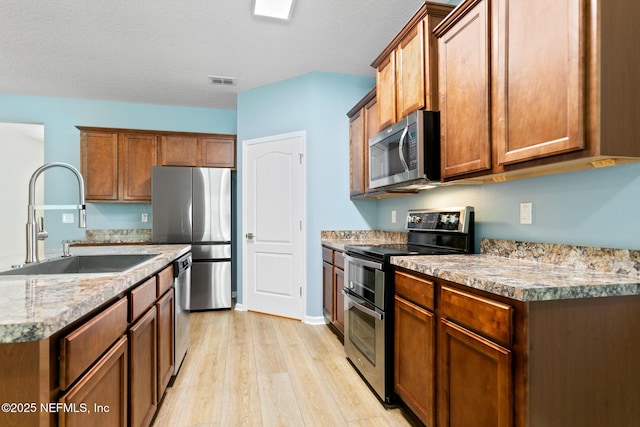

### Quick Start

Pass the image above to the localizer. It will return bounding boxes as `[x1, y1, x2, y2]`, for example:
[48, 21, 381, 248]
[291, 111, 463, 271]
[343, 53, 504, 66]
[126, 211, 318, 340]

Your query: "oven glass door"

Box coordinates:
[343, 290, 386, 401]
[344, 254, 385, 310]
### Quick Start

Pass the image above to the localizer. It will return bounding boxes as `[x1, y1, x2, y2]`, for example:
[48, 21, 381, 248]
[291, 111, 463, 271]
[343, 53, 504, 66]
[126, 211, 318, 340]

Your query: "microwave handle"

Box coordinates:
[398, 126, 409, 172]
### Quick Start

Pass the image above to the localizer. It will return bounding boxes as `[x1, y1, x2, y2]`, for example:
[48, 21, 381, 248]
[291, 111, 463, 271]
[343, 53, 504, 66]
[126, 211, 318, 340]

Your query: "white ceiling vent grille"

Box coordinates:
[208, 75, 236, 86]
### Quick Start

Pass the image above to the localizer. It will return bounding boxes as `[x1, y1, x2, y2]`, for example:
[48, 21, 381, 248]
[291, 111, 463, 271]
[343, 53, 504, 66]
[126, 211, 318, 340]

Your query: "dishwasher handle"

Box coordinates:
[173, 253, 193, 277]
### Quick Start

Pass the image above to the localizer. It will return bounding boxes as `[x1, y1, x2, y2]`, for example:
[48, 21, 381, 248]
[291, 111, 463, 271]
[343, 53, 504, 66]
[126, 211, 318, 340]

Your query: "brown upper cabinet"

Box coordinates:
[372, 2, 454, 131]
[159, 134, 235, 168]
[79, 127, 236, 203]
[435, 0, 640, 182]
[347, 89, 380, 198]
[80, 129, 158, 203]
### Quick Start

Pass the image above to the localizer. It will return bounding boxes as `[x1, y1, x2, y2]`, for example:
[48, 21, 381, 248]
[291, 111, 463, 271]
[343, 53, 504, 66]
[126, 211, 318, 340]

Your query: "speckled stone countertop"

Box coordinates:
[0, 244, 190, 344]
[65, 228, 152, 245]
[321, 230, 407, 251]
[392, 239, 640, 302]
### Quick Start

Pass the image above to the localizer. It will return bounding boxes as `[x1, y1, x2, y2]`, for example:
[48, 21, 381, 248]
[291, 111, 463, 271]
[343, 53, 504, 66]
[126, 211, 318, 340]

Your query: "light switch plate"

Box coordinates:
[391, 210, 397, 224]
[520, 202, 532, 224]
[141, 213, 148, 223]
[62, 213, 74, 224]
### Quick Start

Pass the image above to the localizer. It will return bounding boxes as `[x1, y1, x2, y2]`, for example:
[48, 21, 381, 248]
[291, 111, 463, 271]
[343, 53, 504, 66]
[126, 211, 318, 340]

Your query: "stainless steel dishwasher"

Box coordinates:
[173, 252, 192, 378]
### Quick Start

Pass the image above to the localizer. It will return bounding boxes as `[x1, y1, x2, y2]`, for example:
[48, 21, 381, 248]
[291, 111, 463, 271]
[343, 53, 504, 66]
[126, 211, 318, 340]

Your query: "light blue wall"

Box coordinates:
[236, 72, 377, 317]
[376, 162, 640, 251]
[0, 94, 236, 247]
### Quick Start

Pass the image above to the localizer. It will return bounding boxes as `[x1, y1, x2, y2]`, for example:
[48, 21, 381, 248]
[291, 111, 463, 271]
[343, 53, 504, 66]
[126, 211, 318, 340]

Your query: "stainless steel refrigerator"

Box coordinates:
[152, 166, 232, 310]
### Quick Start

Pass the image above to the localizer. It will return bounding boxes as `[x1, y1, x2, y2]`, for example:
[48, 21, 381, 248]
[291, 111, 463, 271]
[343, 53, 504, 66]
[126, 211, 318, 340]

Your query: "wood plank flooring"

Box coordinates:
[152, 309, 421, 427]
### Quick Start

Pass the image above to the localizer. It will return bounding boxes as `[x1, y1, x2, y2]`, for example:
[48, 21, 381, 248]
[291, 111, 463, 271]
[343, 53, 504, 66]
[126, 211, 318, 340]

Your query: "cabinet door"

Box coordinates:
[322, 261, 333, 319]
[438, 318, 512, 427]
[81, 130, 119, 201]
[129, 306, 158, 427]
[364, 95, 379, 194]
[496, 0, 584, 165]
[156, 288, 175, 399]
[396, 24, 425, 120]
[59, 335, 128, 427]
[333, 267, 345, 335]
[200, 136, 236, 168]
[119, 133, 157, 202]
[159, 135, 199, 166]
[376, 54, 396, 130]
[395, 296, 435, 427]
[438, 0, 492, 178]
[349, 109, 365, 196]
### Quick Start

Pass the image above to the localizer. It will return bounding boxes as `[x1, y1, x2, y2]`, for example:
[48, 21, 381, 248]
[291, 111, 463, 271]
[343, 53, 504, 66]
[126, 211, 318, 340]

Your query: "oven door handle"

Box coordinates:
[343, 290, 383, 321]
[343, 254, 383, 271]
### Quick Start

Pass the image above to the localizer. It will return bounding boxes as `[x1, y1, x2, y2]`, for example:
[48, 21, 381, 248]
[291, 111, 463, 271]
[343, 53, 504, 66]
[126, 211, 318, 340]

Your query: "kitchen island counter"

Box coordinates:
[0, 244, 190, 343]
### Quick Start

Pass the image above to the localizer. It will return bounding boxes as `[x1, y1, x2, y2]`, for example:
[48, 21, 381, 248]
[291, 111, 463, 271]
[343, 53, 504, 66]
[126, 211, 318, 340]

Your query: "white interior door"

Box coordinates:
[243, 131, 305, 320]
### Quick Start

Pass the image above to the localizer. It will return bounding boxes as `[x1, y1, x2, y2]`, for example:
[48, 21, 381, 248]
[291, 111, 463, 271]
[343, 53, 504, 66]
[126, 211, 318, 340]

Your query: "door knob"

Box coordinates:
[245, 233, 254, 240]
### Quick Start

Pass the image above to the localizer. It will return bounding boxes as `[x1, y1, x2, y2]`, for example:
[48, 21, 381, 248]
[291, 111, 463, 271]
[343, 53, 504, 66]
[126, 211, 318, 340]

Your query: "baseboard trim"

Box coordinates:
[304, 315, 327, 325]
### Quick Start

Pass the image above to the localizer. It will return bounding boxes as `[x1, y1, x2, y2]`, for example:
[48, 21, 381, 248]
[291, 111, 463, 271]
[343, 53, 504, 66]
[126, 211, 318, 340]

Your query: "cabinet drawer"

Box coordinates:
[395, 270, 434, 310]
[59, 335, 128, 427]
[157, 264, 174, 297]
[334, 250, 345, 270]
[322, 246, 334, 263]
[130, 276, 157, 322]
[440, 286, 513, 345]
[60, 298, 128, 390]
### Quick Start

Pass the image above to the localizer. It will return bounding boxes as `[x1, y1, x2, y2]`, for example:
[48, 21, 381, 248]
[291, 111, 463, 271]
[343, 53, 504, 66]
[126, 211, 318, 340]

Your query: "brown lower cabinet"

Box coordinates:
[395, 267, 640, 427]
[0, 261, 177, 427]
[58, 336, 128, 427]
[437, 318, 512, 427]
[129, 306, 158, 427]
[394, 295, 435, 426]
[156, 288, 175, 399]
[321, 246, 345, 338]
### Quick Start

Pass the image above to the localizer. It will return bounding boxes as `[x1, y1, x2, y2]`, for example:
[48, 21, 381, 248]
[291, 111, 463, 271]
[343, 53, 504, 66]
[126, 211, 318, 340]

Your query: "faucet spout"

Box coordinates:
[26, 162, 87, 264]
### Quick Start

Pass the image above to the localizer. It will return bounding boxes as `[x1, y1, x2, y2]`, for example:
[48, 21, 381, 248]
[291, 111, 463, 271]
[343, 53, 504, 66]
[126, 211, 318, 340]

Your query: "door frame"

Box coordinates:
[241, 130, 307, 320]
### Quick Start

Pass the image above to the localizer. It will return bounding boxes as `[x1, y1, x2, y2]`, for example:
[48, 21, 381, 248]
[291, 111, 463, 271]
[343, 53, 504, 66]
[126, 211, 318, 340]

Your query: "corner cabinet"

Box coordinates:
[435, 0, 640, 183]
[79, 126, 236, 203]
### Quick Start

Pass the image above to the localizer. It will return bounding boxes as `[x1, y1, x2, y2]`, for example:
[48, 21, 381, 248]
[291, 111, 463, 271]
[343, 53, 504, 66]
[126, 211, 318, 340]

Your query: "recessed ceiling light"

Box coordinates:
[253, 0, 296, 21]
[208, 75, 236, 86]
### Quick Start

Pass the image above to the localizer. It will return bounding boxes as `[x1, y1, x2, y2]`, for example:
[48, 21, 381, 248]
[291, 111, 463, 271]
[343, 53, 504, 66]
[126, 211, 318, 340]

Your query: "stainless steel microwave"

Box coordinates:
[369, 110, 440, 190]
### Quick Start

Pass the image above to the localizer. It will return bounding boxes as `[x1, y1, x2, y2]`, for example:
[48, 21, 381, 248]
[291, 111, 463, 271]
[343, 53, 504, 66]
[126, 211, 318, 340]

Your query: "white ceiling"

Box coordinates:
[1, 1, 459, 110]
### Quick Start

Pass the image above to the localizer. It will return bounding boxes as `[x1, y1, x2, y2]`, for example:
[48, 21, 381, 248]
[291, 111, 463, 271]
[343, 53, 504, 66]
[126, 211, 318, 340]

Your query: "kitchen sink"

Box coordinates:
[0, 254, 160, 276]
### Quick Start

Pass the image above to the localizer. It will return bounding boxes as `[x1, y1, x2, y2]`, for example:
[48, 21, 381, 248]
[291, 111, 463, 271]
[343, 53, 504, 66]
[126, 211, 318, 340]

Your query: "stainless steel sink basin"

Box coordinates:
[0, 254, 159, 276]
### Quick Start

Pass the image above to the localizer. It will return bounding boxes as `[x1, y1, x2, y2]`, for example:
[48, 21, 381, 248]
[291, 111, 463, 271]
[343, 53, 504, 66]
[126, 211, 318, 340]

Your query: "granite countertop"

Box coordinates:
[0, 244, 190, 344]
[65, 228, 152, 245]
[321, 230, 407, 251]
[392, 239, 640, 302]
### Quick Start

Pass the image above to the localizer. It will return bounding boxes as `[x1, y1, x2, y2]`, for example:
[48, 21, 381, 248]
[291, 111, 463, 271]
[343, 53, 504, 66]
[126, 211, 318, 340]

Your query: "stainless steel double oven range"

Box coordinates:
[342, 207, 475, 404]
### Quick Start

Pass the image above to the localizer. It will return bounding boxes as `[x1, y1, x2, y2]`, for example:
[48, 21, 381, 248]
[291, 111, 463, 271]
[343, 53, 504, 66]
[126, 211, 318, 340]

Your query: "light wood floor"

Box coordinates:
[152, 309, 421, 427]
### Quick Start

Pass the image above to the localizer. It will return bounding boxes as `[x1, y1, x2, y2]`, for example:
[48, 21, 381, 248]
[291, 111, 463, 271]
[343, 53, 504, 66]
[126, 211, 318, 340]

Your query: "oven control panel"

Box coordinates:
[406, 206, 474, 233]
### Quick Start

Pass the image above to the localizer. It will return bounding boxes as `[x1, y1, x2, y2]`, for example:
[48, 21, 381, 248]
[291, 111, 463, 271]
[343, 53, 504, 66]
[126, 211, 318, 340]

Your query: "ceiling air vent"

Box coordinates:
[208, 75, 236, 86]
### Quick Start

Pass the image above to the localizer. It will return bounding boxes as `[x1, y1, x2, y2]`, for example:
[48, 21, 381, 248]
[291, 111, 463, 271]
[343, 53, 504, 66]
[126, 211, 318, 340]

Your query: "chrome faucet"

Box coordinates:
[26, 162, 87, 264]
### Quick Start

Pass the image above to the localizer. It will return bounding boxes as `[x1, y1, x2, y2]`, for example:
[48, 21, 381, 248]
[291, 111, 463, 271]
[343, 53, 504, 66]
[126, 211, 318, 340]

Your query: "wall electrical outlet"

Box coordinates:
[141, 213, 148, 223]
[62, 213, 74, 224]
[391, 210, 397, 224]
[520, 202, 533, 225]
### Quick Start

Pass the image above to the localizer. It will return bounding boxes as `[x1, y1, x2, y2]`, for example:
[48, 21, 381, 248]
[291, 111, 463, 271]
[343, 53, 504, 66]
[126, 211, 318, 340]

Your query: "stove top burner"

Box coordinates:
[345, 243, 456, 260]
